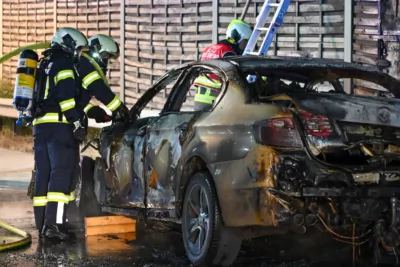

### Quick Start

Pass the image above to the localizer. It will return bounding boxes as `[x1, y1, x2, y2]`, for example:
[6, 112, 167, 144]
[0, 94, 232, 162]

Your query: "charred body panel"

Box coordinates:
[208, 145, 292, 228]
[145, 113, 196, 210]
[175, 77, 294, 226]
[263, 93, 400, 174]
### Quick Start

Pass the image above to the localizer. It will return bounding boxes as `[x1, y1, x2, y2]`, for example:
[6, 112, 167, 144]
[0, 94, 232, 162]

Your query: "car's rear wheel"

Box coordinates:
[182, 172, 242, 266]
[79, 156, 103, 218]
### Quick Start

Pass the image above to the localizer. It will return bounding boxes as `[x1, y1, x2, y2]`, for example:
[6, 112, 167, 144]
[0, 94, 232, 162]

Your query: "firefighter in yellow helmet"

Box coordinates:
[193, 19, 252, 111]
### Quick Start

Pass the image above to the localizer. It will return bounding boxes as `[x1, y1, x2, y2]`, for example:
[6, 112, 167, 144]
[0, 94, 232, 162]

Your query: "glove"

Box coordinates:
[87, 106, 111, 123]
[112, 103, 130, 122]
[72, 119, 86, 141]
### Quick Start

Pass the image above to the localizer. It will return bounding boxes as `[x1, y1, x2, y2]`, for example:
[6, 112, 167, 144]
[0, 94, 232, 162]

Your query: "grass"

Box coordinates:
[0, 119, 34, 153]
[0, 117, 102, 157]
[0, 80, 14, 98]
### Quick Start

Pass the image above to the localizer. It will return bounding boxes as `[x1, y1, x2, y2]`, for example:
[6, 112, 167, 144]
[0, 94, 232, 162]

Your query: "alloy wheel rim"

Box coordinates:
[185, 184, 210, 256]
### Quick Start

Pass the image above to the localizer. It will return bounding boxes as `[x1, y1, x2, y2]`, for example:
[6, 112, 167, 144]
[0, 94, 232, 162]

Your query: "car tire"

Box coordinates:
[182, 172, 242, 266]
[79, 156, 103, 218]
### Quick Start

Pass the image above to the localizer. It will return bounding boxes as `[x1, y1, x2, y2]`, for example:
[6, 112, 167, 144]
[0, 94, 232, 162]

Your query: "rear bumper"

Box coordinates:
[302, 185, 400, 198]
[208, 144, 400, 228]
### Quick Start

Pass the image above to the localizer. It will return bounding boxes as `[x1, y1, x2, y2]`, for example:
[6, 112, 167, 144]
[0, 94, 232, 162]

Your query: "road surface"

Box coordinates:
[0, 148, 394, 266]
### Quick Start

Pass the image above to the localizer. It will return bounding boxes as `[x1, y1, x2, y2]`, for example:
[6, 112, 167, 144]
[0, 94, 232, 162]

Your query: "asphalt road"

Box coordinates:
[0, 149, 397, 267]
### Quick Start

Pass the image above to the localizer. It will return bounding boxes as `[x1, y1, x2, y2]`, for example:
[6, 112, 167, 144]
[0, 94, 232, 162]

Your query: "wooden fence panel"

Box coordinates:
[219, 0, 344, 59]
[352, 1, 378, 68]
[2, 0, 54, 85]
[56, 0, 121, 96]
[123, 0, 214, 109]
[352, 0, 400, 95]
[6, 0, 395, 111]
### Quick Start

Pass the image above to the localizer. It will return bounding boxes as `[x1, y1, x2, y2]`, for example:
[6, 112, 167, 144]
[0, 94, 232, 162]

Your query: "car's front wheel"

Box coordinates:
[182, 172, 242, 266]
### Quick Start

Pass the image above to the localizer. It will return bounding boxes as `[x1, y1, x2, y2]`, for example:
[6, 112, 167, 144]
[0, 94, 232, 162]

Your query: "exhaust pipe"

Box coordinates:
[291, 214, 306, 235]
[305, 214, 317, 227]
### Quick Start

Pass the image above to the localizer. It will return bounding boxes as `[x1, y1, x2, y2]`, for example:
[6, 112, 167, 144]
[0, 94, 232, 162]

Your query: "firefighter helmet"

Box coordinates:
[226, 19, 252, 45]
[88, 34, 120, 74]
[51, 27, 88, 54]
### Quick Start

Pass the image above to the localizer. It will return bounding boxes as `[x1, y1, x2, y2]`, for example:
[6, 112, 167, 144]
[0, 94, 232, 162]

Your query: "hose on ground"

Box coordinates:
[0, 219, 31, 252]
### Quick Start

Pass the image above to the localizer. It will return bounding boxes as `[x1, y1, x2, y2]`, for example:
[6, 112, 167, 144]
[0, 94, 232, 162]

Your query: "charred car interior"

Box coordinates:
[77, 56, 400, 266]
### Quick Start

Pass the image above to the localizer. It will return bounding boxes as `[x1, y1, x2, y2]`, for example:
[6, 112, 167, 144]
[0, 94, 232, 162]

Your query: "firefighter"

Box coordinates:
[65, 34, 129, 229]
[193, 19, 252, 111]
[78, 33, 129, 123]
[32, 27, 89, 241]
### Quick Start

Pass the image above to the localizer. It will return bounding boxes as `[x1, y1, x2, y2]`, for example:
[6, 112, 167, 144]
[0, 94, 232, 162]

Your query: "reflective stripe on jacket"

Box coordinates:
[33, 112, 69, 126]
[33, 51, 80, 125]
[193, 75, 221, 105]
[78, 56, 122, 112]
[193, 86, 220, 105]
[193, 41, 236, 105]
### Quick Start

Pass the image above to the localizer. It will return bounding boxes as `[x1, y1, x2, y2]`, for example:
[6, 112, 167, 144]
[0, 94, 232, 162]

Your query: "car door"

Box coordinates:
[110, 69, 187, 208]
[144, 66, 225, 212]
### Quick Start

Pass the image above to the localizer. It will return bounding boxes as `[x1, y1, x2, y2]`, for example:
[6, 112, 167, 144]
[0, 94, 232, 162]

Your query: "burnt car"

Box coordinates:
[76, 56, 400, 266]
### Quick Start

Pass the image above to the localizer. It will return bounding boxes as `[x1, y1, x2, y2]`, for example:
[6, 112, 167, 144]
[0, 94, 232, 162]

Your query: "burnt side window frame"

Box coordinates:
[161, 64, 227, 114]
[130, 67, 189, 119]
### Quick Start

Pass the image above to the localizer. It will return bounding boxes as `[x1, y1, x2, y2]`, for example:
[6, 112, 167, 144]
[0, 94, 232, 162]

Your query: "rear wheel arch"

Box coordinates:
[176, 155, 222, 222]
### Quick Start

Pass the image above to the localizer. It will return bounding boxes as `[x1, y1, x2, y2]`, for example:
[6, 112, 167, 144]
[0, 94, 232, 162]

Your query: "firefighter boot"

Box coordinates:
[41, 224, 70, 241]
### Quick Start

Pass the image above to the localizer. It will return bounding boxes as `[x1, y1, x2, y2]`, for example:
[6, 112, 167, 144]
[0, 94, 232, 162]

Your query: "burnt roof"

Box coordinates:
[222, 55, 380, 72]
[191, 55, 400, 97]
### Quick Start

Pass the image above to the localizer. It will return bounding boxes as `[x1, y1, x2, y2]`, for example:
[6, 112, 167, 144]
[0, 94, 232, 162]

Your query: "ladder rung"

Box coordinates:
[243, 0, 291, 60]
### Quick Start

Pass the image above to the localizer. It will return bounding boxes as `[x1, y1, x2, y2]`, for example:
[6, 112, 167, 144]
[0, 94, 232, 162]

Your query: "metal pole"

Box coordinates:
[344, 0, 353, 94]
[240, 0, 252, 21]
[212, 0, 219, 44]
[120, 0, 125, 103]
[0, 0, 3, 80]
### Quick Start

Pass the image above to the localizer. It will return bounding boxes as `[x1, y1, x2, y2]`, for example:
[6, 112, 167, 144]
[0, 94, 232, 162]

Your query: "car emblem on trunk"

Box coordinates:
[378, 108, 390, 122]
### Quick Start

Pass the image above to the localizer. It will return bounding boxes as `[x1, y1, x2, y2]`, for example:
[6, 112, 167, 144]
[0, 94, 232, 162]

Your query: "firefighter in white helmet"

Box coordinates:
[65, 34, 130, 230]
[32, 27, 89, 241]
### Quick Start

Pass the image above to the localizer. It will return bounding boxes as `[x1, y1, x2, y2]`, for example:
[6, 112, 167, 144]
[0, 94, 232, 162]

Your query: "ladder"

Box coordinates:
[242, 0, 291, 83]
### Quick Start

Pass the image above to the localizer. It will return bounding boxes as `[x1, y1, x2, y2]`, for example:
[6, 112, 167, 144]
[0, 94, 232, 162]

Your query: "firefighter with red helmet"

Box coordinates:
[193, 19, 252, 111]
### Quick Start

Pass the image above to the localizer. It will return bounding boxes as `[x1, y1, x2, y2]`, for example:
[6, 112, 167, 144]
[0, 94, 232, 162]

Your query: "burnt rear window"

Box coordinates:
[241, 67, 397, 100]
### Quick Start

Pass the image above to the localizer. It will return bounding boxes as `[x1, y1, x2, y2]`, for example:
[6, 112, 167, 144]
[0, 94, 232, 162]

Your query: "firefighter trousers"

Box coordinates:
[32, 123, 78, 230]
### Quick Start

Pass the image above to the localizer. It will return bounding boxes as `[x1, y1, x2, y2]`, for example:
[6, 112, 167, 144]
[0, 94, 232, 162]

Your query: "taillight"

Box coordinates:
[253, 118, 303, 147]
[298, 111, 332, 138]
[267, 118, 295, 129]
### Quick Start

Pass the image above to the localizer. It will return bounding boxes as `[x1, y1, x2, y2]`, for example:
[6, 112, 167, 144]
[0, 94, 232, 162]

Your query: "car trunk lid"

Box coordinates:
[269, 92, 400, 128]
[263, 93, 400, 170]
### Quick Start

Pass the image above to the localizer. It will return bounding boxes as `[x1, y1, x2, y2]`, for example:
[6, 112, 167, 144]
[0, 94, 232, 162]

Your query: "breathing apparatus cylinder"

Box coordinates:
[12, 49, 39, 114]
